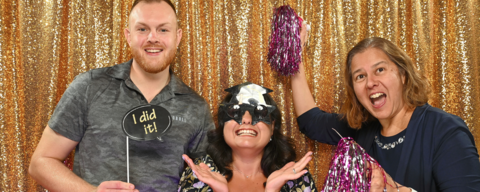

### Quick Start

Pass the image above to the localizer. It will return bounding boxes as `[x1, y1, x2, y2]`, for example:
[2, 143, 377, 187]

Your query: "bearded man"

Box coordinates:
[28, 1, 214, 191]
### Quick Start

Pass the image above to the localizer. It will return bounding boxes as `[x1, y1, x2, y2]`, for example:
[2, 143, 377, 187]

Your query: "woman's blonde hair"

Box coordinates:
[340, 37, 430, 129]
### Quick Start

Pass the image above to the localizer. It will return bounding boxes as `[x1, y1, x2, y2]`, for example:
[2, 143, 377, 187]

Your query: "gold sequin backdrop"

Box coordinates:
[0, 0, 479, 190]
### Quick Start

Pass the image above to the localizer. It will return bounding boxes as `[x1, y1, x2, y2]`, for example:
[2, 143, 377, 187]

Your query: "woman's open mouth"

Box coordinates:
[370, 92, 386, 108]
[236, 129, 257, 136]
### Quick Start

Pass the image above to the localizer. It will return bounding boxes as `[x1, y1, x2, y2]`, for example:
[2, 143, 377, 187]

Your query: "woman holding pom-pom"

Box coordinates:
[292, 22, 480, 191]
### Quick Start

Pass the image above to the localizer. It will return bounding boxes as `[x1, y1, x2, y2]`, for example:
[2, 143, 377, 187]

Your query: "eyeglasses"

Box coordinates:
[226, 104, 269, 119]
[219, 103, 275, 125]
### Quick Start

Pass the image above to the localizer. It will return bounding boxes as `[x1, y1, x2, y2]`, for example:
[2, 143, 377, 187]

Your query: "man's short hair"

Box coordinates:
[130, 0, 176, 15]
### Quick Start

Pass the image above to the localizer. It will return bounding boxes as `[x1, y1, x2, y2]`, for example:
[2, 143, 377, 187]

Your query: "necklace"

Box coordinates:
[374, 134, 405, 150]
[233, 165, 258, 178]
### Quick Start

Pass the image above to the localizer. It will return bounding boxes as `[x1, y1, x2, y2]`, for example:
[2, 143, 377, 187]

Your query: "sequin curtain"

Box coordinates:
[0, 0, 478, 191]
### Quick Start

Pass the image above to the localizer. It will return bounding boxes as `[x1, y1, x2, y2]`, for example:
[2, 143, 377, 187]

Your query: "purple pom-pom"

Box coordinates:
[267, 5, 303, 76]
[322, 137, 387, 192]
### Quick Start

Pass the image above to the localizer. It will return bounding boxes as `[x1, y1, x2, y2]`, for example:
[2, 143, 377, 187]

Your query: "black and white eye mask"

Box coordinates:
[220, 82, 276, 125]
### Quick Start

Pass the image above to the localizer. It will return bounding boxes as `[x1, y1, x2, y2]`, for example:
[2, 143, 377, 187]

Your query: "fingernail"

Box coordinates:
[182, 156, 185, 160]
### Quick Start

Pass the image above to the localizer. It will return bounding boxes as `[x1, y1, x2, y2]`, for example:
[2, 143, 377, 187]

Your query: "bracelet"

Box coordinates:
[397, 183, 414, 192]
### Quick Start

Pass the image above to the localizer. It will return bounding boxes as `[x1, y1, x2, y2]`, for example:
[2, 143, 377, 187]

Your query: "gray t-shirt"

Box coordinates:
[48, 60, 214, 191]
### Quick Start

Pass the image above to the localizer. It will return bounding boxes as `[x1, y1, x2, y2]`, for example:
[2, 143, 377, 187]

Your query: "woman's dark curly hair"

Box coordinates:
[206, 93, 296, 181]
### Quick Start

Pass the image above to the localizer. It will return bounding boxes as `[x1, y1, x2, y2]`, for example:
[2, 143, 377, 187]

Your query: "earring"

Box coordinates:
[269, 137, 272, 142]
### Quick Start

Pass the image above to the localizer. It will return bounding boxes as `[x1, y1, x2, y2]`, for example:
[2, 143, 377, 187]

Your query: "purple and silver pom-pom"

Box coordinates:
[322, 137, 386, 192]
[267, 5, 303, 76]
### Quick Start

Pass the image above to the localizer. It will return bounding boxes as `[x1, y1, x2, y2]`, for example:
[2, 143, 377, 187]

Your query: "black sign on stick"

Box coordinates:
[122, 105, 172, 142]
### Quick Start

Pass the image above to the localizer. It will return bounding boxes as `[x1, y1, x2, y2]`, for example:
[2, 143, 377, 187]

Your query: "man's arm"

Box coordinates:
[29, 126, 136, 192]
[29, 125, 96, 191]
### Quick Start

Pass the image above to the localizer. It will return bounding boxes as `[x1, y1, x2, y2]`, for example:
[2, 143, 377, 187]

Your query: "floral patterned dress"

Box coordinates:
[178, 155, 317, 192]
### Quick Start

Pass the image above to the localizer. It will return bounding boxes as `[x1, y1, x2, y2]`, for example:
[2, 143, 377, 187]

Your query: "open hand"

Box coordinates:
[182, 154, 228, 192]
[265, 151, 313, 192]
[93, 180, 138, 192]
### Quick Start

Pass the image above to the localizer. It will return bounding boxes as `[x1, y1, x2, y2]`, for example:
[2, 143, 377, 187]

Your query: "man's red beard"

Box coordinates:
[130, 45, 176, 73]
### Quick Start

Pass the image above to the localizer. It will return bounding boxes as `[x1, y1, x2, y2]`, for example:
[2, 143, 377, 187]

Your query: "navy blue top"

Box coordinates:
[371, 129, 406, 178]
[297, 104, 480, 191]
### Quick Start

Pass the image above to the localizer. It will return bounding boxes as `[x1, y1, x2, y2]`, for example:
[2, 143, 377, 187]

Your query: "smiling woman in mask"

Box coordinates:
[178, 82, 316, 192]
